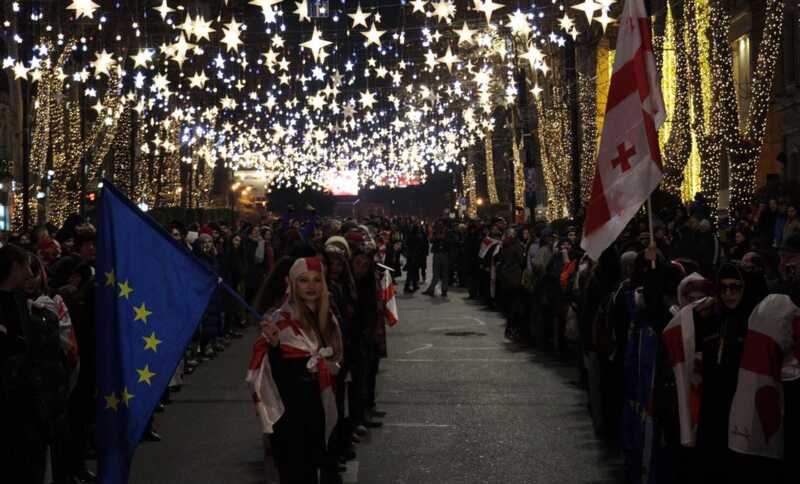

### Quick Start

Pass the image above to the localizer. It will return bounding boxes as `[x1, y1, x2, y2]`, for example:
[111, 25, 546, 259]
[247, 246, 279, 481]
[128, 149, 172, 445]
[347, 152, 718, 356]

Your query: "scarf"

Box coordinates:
[662, 297, 709, 447]
[245, 301, 339, 443]
[728, 294, 800, 459]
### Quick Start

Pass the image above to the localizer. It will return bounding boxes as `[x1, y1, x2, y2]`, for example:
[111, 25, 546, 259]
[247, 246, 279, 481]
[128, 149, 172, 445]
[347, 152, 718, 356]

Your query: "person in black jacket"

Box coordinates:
[0, 244, 44, 484]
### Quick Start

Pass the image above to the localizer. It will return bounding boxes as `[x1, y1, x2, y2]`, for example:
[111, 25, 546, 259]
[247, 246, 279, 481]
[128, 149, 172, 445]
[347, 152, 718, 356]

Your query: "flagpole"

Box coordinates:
[647, 196, 655, 269]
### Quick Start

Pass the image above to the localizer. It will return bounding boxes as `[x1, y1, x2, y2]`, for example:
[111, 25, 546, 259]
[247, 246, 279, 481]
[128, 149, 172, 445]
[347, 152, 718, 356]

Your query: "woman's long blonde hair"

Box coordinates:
[289, 261, 342, 359]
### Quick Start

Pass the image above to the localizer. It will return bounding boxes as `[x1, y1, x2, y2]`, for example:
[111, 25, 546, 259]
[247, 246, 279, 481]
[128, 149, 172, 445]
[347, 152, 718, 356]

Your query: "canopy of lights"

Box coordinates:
[1, 0, 785, 224]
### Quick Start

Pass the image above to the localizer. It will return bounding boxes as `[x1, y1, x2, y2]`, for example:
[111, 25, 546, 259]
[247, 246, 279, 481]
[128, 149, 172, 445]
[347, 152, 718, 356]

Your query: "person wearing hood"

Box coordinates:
[687, 262, 767, 481]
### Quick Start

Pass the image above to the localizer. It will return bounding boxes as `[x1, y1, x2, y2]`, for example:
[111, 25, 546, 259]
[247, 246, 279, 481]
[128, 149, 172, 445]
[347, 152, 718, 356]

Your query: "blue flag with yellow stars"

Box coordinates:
[95, 181, 219, 483]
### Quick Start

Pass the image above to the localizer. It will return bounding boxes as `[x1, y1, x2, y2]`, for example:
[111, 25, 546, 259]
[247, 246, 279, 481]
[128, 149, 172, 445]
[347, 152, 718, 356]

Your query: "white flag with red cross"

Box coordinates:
[580, 0, 666, 261]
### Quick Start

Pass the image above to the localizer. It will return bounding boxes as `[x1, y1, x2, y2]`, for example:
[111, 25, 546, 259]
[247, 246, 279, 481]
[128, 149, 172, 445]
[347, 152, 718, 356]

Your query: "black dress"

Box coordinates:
[268, 349, 326, 484]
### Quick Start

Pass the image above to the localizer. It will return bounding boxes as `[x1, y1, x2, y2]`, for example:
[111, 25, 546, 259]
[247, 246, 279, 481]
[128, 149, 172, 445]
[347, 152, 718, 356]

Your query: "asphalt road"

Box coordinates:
[129, 283, 623, 484]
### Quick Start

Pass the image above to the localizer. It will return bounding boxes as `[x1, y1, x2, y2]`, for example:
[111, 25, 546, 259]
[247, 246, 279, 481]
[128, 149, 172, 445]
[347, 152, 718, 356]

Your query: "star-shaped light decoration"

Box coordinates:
[361, 22, 386, 48]
[189, 71, 208, 88]
[359, 90, 377, 110]
[349, 5, 371, 29]
[455, 21, 475, 45]
[154, 0, 175, 19]
[438, 45, 460, 72]
[12, 61, 29, 80]
[295, 0, 311, 22]
[92, 49, 117, 77]
[424, 49, 439, 70]
[250, 0, 283, 21]
[301, 27, 332, 63]
[410, 0, 428, 14]
[519, 43, 544, 70]
[595, 9, 615, 32]
[558, 13, 575, 31]
[131, 48, 154, 69]
[432, 0, 456, 23]
[476, 0, 504, 23]
[191, 14, 216, 41]
[66, 0, 100, 19]
[506, 9, 531, 36]
[571, 0, 602, 23]
[221, 18, 244, 52]
[530, 83, 543, 98]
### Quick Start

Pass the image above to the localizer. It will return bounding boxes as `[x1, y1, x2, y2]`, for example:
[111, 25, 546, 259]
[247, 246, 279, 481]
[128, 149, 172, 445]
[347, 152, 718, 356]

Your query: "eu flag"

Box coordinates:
[95, 181, 219, 483]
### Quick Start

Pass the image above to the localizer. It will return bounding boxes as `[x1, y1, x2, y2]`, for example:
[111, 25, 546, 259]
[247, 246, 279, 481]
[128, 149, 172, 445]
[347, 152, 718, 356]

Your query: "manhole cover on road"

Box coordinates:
[443, 331, 487, 337]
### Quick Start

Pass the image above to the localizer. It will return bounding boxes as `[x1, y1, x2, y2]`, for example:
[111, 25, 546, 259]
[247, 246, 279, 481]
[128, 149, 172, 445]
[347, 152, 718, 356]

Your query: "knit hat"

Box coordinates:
[325, 236, 351, 257]
[289, 256, 324, 281]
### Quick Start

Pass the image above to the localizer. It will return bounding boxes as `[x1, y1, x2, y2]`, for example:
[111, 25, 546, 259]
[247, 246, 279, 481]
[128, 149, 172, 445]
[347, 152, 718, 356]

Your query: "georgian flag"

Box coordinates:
[581, 0, 666, 260]
[478, 237, 500, 259]
[379, 268, 399, 327]
[728, 294, 800, 459]
[662, 298, 709, 447]
[246, 304, 340, 444]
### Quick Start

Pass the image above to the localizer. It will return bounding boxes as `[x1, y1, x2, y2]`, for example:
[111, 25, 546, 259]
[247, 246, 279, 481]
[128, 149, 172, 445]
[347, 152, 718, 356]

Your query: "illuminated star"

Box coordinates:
[104, 270, 116, 287]
[133, 302, 152, 324]
[571, 0, 601, 23]
[192, 14, 216, 41]
[136, 365, 156, 385]
[410, 0, 428, 14]
[189, 71, 208, 88]
[120, 387, 135, 407]
[104, 392, 119, 412]
[143, 331, 162, 352]
[476, 0, 504, 23]
[154, 0, 175, 19]
[250, 0, 284, 21]
[530, 83, 543, 98]
[506, 9, 531, 36]
[12, 61, 29, 80]
[348, 5, 371, 29]
[519, 43, 544, 70]
[300, 27, 332, 63]
[294, 0, 310, 22]
[432, 0, 456, 23]
[361, 22, 386, 48]
[424, 49, 438, 70]
[595, 9, 615, 32]
[455, 22, 475, 45]
[359, 90, 377, 109]
[438, 45, 460, 72]
[130, 49, 153, 69]
[92, 49, 116, 77]
[221, 18, 244, 52]
[558, 13, 575, 31]
[117, 280, 133, 299]
[66, 0, 100, 19]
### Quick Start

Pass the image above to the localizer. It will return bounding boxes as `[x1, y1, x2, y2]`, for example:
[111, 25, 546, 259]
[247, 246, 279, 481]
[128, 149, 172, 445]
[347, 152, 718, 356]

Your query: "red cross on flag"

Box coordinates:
[580, 0, 666, 260]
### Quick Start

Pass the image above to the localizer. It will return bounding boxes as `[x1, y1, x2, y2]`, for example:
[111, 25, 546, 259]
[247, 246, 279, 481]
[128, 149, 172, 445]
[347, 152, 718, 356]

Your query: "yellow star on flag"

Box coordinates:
[143, 331, 163, 352]
[105, 392, 120, 412]
[104, 270, 116, 287]
[118, 280, 133, 299]
[133, 302, 152, 324]
[136, 365, 157, 385]
[121, 387, 135, 407]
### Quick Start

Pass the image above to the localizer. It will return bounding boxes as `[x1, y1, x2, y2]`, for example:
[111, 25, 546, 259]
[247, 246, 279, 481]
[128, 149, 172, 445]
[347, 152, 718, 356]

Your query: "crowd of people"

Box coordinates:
[406, 194, 798, 484]
[1, 190, 798, 484]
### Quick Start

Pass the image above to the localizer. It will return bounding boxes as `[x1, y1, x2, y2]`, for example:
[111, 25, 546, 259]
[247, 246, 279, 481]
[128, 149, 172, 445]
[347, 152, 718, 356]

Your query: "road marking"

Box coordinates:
[383, 422, 454, 428]
[428, 317, 487, 332]
[405, 343, 434, 354]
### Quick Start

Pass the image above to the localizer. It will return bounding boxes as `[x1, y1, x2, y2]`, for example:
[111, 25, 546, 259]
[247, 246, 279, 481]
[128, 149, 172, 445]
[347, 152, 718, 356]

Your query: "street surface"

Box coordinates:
[129, 284, 623, 484]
